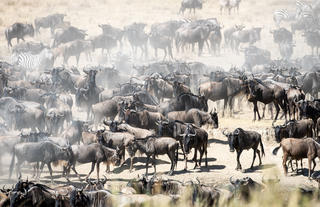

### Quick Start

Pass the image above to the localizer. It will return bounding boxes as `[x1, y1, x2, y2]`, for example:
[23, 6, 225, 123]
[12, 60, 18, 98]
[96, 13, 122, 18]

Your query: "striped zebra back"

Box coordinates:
[12, 48, 54, 71]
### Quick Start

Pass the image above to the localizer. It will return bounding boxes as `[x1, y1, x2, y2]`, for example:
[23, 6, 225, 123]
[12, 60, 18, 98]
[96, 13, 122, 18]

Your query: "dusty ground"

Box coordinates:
[0, 0, 318, 192]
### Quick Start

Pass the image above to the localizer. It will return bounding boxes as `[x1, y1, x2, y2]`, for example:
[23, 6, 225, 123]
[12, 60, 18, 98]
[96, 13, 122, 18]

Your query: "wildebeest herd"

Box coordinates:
[2, 0, 320, 206]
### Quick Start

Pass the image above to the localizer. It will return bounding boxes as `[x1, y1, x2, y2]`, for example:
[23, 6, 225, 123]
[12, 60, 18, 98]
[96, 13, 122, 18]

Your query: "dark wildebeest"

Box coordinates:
[66, 143, 121, 181]
[178, 93, 208, 112]
[273, 138, 320, 178]
[244, 78, 287, 121]
[273, 119, 314, 143]
[12, 41, 47, 54]
[34, 13, 65, 35]
[270, 27, 293, 44]
[132, 137, 179, 175]
[173, 81, 191, 97]
[199, 77, 244, 116]
[167, 108, 218, 128]
[298, 99, 320, 126]
[9, 141, 71, 182]
[180, 124, 208, 170]
[5, 23, 34, 48]
[230, 27, 262, 53]
[90, 34, 117, 58]
[145, 76, 173, 101]
[223, 128, 265, 171]
[179, 0, 203, 14]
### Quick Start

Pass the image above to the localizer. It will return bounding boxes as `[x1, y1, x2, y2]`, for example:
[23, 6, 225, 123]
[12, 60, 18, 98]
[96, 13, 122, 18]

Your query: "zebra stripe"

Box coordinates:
[13, 49, 54, 71]
[273, 9, 296, 26]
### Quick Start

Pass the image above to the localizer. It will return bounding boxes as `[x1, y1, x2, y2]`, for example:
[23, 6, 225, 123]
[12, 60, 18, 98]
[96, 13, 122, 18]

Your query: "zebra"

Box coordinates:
[273, 9, 297, 27]
[12, 48, 54, 71]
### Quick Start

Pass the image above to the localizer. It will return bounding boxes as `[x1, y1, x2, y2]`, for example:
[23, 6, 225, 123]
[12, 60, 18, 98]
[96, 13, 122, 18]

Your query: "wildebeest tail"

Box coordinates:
[272, 145, 281, 155]
[4, 29, 9, 48]
[259, 137, 265, 157]
[9, 148, 16, 178]
[175, 142, 179, 168]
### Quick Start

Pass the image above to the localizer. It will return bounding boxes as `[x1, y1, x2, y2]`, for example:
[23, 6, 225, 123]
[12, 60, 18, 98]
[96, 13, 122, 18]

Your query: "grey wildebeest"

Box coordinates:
[5, 23, 34, 48]
[66, 143, 121, 181]
[167, 108, 218, 128]
[124, 23, 149, 59]
[149, 30, 173, 60]
[223, 24, 245, 49]
[230, 27, 262, 53]
[273, 138, 320, 178]
[92, 99, 119, 123]
[179, 0, 203, 14]
[180, 124, 208, 170]
[9, 141, 71, 182]
[199, 77, 244, 116]
[219, 0, 242, 15]
[131, 137, 179, 175]
[98, 24, 124, 48]
[175, 20, 216, 56]
[124, 109, 165, 130]
[34, 13, 65, 35]
[223, 128, 265, 171]
[286, 85, 305, 120]
[52, 26, 87, 47]
[96, 128, 134, 171]
[55, 39, 92, 65]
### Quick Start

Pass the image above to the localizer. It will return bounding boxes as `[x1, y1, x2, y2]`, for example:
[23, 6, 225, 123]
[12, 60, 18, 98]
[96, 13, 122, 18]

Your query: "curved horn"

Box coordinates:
[229, 176, 235, 185]
[222, 129, 229, 136]
[101, 175, 107, 184]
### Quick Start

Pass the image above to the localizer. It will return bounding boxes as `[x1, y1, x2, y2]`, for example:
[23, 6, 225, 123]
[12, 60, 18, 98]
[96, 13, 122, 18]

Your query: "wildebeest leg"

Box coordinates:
[38, 162, 46, 179]
[222, 98, 228, 117]
[168, 152, 174, 175]
[236, 150, 242, 170]
[184, 153, 188, 171]
[283, 153, 288, 176]
[152, 154, 156, 174]
[312, 159, 316, 171]
[250, 149, 257, 169]
[193, 149, 198, 169]
[261, 104, 266, 119]
[146, 155, 150, 176]
[257, 149, 262, 165]
[253, 101, 261, 121]
[199, 148, 204, 168]
[96, 162, 100, 181]
[273, 102, 281, 121]
[47, 163, 54, 183]
[308, 157, 312, 179]
[154, 48, 158, 59]
[86, 162, 95, 179]
[129, 157, 134, 172]
[76, 54, 80, 66]
[198, 40, 204, 56]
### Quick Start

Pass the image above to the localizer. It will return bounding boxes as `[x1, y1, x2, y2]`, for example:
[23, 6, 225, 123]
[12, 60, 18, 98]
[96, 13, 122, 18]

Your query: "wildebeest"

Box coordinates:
[167, 108, 218, 128]
[303, 30, 320, 56]
[9, 141, 71, 181]
[242, 46, 271, 69]
[273, 138, 320, 178]
[199, 77, 244, 116]
[124, 109, 165, 130]
[149, 30, 173, 61]
[230, 27, 262, 53]
[244, 78, 287, 121]
[179, 0, 203, 14]
[180, 124, 208, 170]
[92, 99, 119, 123]
[286, 86, 305, 120]
[52, 26, 87, 47]
[98, 24, 124, 47]
[124, 23, 149, 59]
[270, 27, 293, 44]
[66, 143, 121, 181]
[223, 128, 264, 171]
[273, 119, 314, 143]
[34, 13, 65, 35]
[131, 137, 179, 175]
[219, 0, 241, 15]
[223, 24, 245, 49]
[5, 23, 34, 48]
